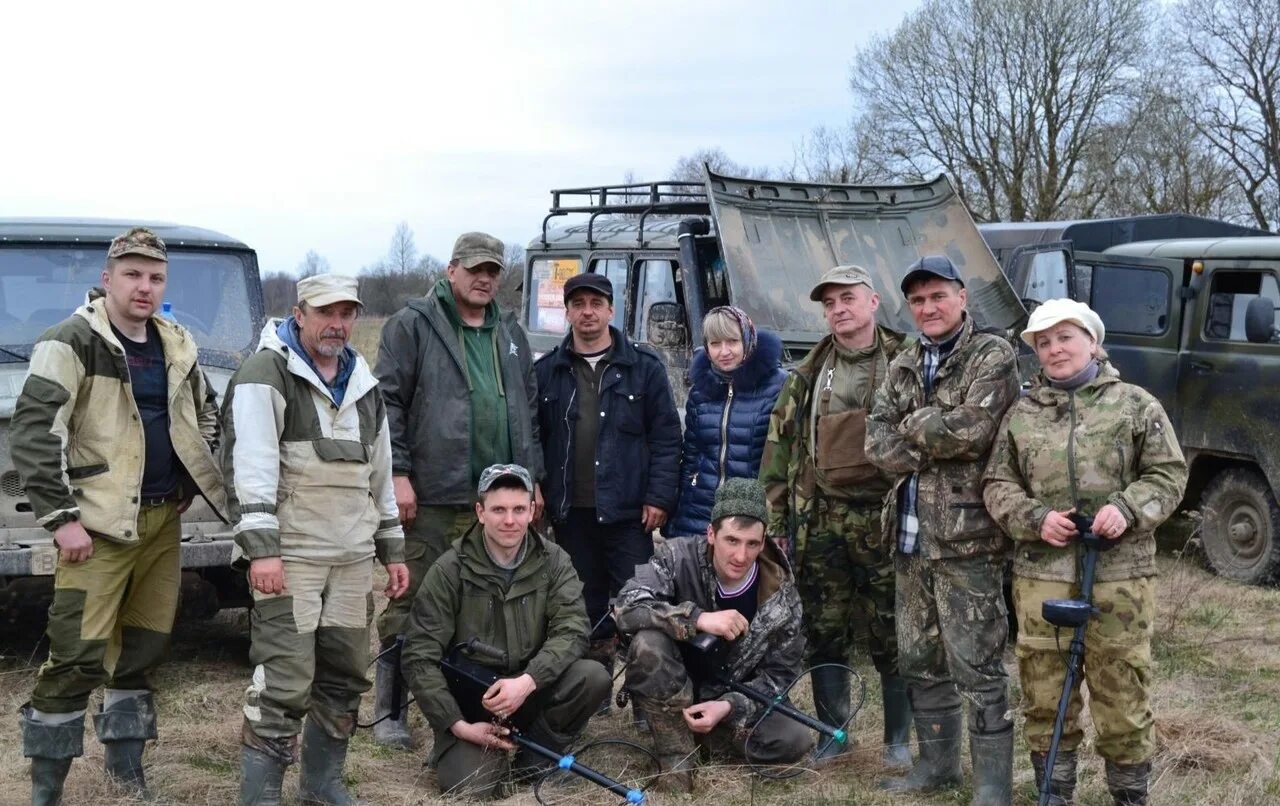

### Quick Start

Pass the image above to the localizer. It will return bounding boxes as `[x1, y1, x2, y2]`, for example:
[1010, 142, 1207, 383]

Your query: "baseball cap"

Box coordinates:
[107, 227, 167, 262]
[901, 255, 965, 294]
[809, 264, 874, 301]
[451, 232, 506, 270]
[477, 463, 534, 494]
[296, 274, 362, 308]
[710, 477, 768, 525]
[1020, 298, 1105, 347]
[563, 273, 613, 303]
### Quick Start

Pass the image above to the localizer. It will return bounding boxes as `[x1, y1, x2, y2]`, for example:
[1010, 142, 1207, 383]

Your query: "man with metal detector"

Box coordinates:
[401, 464, 611, 799]
[614, 478, 814, 793]
[984, 299, 1187, 805]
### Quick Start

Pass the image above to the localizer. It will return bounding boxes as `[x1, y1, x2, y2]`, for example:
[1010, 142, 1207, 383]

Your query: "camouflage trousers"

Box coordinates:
[624, 629, 813, 765]
[796, 497, 897, 673]
[376, 504, 475, 643]
[32, 501, 180, 714]
[1014, 575, 1156, 764]
[243, 558, 374, 743]
[895, 552, 1010, 732]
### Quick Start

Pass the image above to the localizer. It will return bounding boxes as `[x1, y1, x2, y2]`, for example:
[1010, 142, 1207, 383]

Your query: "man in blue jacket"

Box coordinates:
[534, 273, 682, 689]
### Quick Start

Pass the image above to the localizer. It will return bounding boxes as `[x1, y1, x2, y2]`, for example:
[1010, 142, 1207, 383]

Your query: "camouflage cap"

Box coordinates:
[107, 227, 167, 262]
[296, 273, 362, 308]
[710, 477, 768, 525]
[810, 264, 874, 301]
[451, 232, 505, 270]
[477, 463, 534, 494]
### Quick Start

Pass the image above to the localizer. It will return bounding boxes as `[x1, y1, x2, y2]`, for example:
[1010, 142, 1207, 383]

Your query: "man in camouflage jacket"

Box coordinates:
[865, 256, 1019, 804]
[615, 478, 811, 792]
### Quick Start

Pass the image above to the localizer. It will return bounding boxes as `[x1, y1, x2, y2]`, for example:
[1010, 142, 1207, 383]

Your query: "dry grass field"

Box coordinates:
[2, 318, 1277, 804]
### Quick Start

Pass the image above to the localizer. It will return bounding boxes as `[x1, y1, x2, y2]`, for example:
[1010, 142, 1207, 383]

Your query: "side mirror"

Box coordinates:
[646, 301, 688, 349]
[1244, 296, 1276, 344]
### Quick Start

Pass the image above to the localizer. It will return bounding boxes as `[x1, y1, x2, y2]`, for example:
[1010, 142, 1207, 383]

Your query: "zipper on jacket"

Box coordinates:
[560, 384, 578, 518]
[717, 383, 735, 486]
[1067, 391, 1081, 509]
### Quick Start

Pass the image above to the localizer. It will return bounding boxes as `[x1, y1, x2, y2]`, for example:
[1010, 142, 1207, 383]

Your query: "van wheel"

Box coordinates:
[1201, 468, 1280, 584]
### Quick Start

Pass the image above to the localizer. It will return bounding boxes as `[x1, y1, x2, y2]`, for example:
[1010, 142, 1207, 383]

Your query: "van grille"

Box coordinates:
[1, 471, 24, 497]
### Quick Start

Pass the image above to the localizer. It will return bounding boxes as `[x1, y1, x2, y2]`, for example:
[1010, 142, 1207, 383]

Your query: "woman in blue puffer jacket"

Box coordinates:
[666, 306, 788, 537]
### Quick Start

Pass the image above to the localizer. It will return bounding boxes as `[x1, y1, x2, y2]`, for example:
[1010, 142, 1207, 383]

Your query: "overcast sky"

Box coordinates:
[2, 1, 919, 275]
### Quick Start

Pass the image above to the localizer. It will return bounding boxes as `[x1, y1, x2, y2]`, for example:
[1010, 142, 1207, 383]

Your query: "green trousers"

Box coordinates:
[376, 505, 475, 643]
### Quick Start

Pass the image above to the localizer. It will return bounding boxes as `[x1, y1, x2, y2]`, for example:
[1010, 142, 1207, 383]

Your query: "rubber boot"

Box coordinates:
[1031, 750, 1078, 805]
[880, 673, 913, 770]
[239, 745, 286, 806]
[586, 637, 618, 716]
[633, 696, 696, 794]
[810, 666, 852, 765]
[298, 717, 364, 805]
[880, 706, 963, 792]
[1105, 759, 1151, 805]
[94, 691, 159, 798]
[371, 645, 414, 750]
[21, 704, 84, 806]
[969, 727, 1014, 806]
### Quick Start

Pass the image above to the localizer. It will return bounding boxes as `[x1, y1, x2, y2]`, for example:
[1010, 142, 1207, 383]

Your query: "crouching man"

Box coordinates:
[402, 464, 611, 799]
[223, 274, 408, 805]
[614, 478, 812, 792]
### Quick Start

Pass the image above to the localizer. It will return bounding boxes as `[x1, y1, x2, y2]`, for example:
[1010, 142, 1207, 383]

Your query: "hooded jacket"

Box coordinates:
[220, 320, 404, 565]
[375, 279, 543, 505]
[12, 295, 226, 541]
[667, 330, 787, 536]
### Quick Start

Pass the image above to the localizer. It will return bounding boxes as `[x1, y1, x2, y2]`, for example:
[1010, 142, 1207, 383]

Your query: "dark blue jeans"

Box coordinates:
[554, 508, 654, 640]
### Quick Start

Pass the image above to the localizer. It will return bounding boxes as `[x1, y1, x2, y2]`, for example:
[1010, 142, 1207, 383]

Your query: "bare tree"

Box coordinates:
[261, 271, 297, 317]
[670, 147, 772, 182]
[296, 250, 330, 278]
[848, 0, 1154, 221]
[385, 221, 419, 274]
[785, 121, 880, 184]
[495, 242, 526, 313]
[1176, 0, 1280, 230]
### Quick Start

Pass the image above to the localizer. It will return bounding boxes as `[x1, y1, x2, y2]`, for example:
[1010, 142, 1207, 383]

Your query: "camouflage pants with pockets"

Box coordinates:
[32, 501, 180, 714]
[376, 504, 474, 643]
[243, 558, 374, 743]
[796, 497, 897, 673]
[895, 552, 1010, 731]
[1014, 575, 1156, 764]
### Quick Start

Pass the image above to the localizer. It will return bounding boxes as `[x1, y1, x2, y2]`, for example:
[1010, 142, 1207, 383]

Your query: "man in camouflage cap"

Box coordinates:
[372, 231, 545, 748]
[759, 263, 913, 768]
[614, 478, 811, 792]
[866, 256, 1020, 804]
[14, 226, 227, 802]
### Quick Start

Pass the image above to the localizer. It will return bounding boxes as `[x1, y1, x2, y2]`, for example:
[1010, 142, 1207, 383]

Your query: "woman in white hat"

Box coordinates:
[982, 299, 1188, 805]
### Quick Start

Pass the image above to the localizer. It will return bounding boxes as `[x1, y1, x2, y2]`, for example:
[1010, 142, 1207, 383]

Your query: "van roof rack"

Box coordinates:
[540, 181, 710, 247]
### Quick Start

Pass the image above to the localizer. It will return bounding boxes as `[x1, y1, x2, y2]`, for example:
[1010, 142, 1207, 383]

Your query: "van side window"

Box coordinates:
[1090, 264, 1171, 336]
[636, 259, 677, 342]
[589, 258, 629, 332]
[1204, 270, 1280, 342]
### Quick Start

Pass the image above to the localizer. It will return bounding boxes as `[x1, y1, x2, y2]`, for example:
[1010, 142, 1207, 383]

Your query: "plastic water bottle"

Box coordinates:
[161, 301, 176, 321]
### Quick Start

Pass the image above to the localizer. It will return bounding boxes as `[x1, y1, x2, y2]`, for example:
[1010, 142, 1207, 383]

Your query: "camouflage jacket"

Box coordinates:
[865, 316, 1019, 559]
[982, 363, 1188, 582]
[613, 536, 805, 729]
[759, 327, 906, 555]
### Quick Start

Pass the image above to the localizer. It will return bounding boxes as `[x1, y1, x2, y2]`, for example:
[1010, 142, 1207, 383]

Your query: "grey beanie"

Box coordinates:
[710, 478, 768, 525]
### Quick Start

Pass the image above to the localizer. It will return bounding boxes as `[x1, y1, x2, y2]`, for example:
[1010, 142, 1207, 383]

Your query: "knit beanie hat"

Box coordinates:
[710, 477, 768, 525]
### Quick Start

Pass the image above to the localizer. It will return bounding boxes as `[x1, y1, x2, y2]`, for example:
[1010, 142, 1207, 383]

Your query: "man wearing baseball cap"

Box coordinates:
[866, 255, 1020, 803]
[534, 272, 681, 691]
[759, 263, 914, 768]
[223, 273, 408, 804]
[401, 463, 608, 798]
[14, 227, 227, 802]
[372, 231, 544, 748]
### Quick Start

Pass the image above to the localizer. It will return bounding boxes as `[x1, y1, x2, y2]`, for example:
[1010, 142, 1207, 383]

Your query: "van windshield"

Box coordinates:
[0, 246, 258, 367]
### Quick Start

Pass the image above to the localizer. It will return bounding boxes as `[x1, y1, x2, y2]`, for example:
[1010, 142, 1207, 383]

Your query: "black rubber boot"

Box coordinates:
[298, 717, 364, 806]
[969, 727, 1014, 806]
[586, 637, 618, 716]
[880, 706, 963, 792]
[1031, 749, 1078, 805]
[93, 692, 159, 798]
[880, 673, 913, 770]
[810, 666, 852, 764]
[21, 704, 84, 806]
[239, 745, 287, 806]
[1105, 759, 1151, 805]
[371, 644, 414, 750]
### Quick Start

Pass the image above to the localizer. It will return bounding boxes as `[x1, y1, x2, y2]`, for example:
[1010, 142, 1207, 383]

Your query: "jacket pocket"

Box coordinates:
[313, 438, 369, 463]
[815, 408, 878, 486]
[615, 392, 646, 435]
[67, 463, 109, 481]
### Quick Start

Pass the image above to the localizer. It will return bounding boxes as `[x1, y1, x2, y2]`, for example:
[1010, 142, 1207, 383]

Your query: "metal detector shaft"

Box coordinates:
[723, 680, 848, 744]
[512, 732, 645, 804]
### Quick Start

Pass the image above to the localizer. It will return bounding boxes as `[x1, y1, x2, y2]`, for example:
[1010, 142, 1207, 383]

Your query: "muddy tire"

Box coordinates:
[1201, 468, 1280, 585]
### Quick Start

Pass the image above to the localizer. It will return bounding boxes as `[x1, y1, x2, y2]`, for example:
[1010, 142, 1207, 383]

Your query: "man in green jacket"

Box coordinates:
[374, 231, 544, 748]
[13, 227, 226, 804]
[402, 464, 609, 799]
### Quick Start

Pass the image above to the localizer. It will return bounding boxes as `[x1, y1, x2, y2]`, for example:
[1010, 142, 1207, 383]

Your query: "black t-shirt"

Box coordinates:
[113, 321, 180, 498]
[714, 564, 760, 623]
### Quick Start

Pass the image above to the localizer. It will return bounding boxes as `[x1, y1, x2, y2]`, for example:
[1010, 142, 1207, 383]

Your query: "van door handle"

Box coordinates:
[1189, 359, 1213, 373]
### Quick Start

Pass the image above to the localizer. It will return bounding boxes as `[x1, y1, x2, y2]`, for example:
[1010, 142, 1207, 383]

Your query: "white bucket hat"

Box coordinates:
[1020, 298, 1105, 347]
